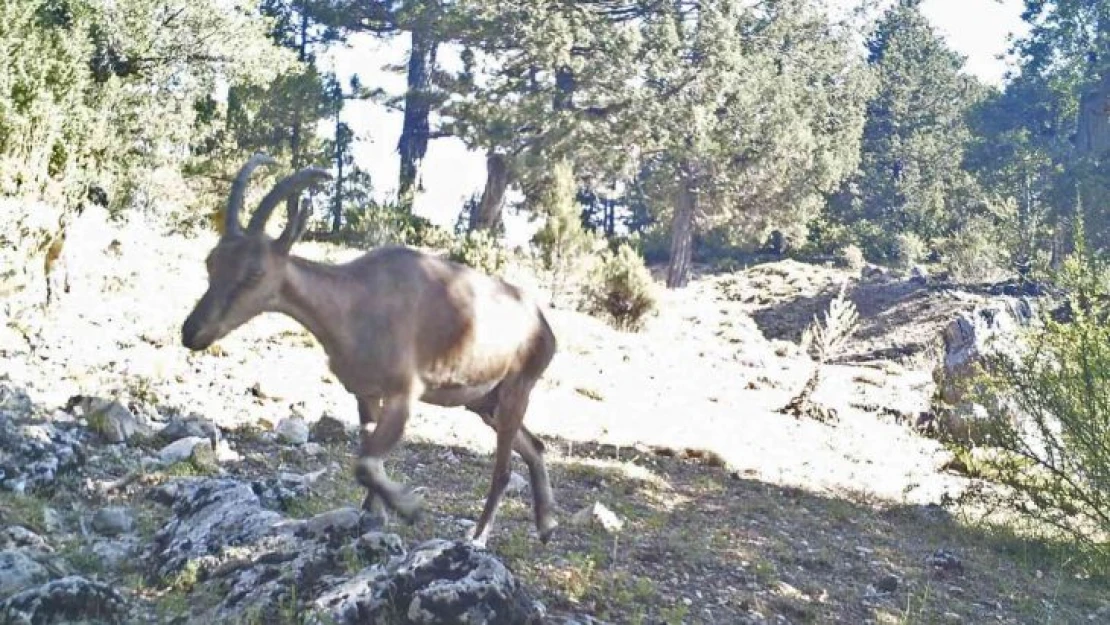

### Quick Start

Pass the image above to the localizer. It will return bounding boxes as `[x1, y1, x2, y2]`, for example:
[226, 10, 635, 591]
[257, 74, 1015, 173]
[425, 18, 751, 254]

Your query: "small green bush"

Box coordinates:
[341, 203, 452, 250]
[801, 215, 855, 258]
[893, 232, 927, 269]
[448, 229, 509, 276]
[836, 244, 866, 271]
[580, 244, 657, 331]
[949, 243, 1110, 569]
[936, 220, 1008, 283]
[530, 161, 604, 304]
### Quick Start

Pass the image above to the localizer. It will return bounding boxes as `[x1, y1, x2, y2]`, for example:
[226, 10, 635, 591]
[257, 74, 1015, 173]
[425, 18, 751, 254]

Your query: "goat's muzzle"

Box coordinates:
[181, 308, 212, 351]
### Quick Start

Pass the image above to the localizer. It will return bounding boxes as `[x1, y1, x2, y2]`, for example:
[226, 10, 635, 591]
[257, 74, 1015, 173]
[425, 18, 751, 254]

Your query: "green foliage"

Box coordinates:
[531, 162, 597, 270]
[965, 1, 1110, 258]
[836, 245, 867, 271]
[448, 229, 509, 276]
[801, 215, 856, 258]
[936, 216, 1010, 283]
[342, 200, 451, 250]
[632, 0, 873, 286]
[530, 161, 605, 304]
[580, 244, 657, 331]
[953, 242, 1110, 569]
[829, 0, 987, 257]
[0, 0, 291, 216]
[893, 232, 927, 270]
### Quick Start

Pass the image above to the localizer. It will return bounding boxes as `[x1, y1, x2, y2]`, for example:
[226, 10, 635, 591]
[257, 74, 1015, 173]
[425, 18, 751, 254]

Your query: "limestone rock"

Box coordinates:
[158, 413, 220, 445]
[276, 417, 310, 446]
[0, 550, 51, 599]
[909, 265, 929, 285]
[148, 478, 286, 580]
[91, 506, 135, 536]
[310, 539, 541, 625]
[156, 436, 211, 466]
[934, 297, 1036, 406]
[69, 397, 151, 444]
[0, 575, 131, 624]
[0, 388, 83, 493]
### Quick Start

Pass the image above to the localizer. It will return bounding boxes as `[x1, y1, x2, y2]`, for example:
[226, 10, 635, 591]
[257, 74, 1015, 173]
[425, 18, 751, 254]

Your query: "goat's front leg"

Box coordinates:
[354, 391, 423, 523]
[356, 396, 388, 528]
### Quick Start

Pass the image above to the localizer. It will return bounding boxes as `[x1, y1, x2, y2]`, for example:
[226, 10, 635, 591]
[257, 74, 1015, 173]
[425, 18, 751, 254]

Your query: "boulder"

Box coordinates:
[0, 386, 84, 494]
[156, 436, 212, 467]
[91, 506, 135, 537]
[67, 396, 152, 444]
[0, 550, 51, 599]
[145, 477, 555, 624]
[157, 413, 221, 445]
[909, 265, 929, 285]
[934, 297, 1037, 406]
[0, 575, 131, 624]
[309, 539, 541, 625]
[276, 417, 310, 445]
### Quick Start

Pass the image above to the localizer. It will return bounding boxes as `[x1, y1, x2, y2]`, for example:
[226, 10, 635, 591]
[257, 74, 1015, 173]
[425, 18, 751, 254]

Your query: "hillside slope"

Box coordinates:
[1, 208, 1105, 623]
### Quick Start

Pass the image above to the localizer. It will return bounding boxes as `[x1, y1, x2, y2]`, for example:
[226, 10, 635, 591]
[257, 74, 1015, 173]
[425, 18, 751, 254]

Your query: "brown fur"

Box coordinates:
[181, 156, 560, 545]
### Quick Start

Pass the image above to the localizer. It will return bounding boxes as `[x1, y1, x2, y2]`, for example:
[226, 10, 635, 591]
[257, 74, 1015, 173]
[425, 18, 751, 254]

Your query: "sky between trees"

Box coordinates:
[319, 0, 1028, 244]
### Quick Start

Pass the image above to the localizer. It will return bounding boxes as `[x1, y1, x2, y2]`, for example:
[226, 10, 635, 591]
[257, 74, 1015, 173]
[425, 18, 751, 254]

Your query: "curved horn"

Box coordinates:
[225, 152, 279, 236]
[246, 166, 332, 236]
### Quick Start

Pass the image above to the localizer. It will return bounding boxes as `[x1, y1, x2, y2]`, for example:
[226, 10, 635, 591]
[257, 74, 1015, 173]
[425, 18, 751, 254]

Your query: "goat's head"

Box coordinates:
[181, 154, 331, 351]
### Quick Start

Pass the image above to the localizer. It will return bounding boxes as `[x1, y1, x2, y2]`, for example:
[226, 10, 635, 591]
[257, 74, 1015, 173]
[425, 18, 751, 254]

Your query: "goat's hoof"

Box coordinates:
[467, 528, 490, 549]
[537, 518, 559, 545]
[393, 491, 424, 524]
[360, 494, 388, 529]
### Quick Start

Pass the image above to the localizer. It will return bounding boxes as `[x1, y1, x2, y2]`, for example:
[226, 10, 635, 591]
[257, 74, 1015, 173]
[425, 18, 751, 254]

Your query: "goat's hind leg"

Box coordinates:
[466, 388, 558, 545]
[354, 392, 423, 523]
[469, 377, 539, 547]
[515, 426, 558, 543]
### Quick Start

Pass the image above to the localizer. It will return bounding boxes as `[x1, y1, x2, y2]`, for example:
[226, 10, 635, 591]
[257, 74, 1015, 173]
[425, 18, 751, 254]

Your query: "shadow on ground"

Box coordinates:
[747, 277, 1012, 366]
[3, 382, 1105, 625]
[322, 435, 1107, 625]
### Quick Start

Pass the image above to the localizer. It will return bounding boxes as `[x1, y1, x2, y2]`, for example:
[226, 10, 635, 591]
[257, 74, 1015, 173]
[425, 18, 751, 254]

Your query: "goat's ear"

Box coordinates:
[274, 198, 311, 255]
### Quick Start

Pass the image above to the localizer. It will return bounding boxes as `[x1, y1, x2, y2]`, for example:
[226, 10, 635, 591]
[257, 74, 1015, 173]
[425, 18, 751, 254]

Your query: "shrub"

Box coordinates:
[847, 220, 892, 262]
[800, 215, 854, 258]
[936, 219, 1009, 283]
[448, 229, 509, 276]
[836, 244, 866, 271]
[580, 244, 657, 331]
[530, 161, 604, 305]
[892, 232, 927, 269]
[950, 245, 1110, 568]
[342, 203, 453, 251]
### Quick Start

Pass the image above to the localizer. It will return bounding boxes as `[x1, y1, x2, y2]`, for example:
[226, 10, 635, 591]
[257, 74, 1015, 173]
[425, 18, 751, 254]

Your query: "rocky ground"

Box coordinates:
[1, 204, 1107, 623]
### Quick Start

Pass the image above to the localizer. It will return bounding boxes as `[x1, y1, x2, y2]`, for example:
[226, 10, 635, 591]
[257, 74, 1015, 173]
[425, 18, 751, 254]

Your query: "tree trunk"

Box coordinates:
[470, 152, 509, 232]
[666, 176, 696, 289]
[331, 121, 344, 233]
[397, 25, 438, 213]
[1076, 73, 1110, 158]
[285, 11, 311, 231]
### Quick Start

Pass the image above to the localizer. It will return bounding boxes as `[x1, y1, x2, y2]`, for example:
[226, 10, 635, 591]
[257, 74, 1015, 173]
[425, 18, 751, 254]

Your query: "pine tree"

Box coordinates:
[828, 0, 987, 261]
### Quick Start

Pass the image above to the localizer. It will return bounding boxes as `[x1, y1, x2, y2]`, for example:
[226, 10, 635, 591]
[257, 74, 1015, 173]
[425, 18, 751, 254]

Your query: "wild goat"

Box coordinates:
[181, 154, 560, 546]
